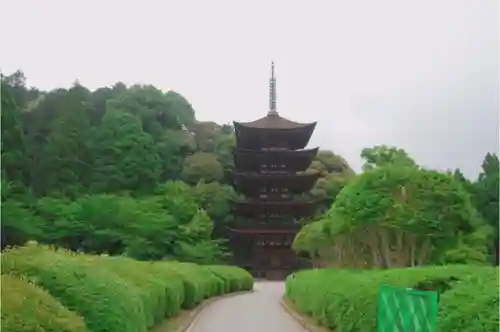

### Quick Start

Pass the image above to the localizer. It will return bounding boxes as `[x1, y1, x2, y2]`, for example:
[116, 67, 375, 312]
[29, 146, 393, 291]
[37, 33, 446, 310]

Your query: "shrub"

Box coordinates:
[438, 267, 499, 331]
[151, 262, 206, 309]
[2, 244, 255, 332]
[206, 265, 254, 293]
[1, 274, 88, 332]
[144, 262, 187, 315]
[286, 265, 499, 332]
[1, 245, 147, 332]
[175, 262, 220, 298]
[91, 256, 170, 328]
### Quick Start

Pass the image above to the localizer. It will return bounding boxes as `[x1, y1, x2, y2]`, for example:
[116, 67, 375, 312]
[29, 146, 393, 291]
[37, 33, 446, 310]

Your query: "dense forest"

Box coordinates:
[0, 70, 355, 263]
[1, 69, 498, 267]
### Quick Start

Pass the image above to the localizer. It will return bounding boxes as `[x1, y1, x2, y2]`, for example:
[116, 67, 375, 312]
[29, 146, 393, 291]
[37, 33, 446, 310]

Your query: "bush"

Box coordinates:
[2, 244, 254, 332]
[91, 256, 176, 328]
[173, 262, 221, 298]
[206, 265, 254, 293]
[151, 262, 206, 309]
[1, 274, 88, 332]
[438, 267, 499, 331]
[286, 265, 499, 332]
[2, 245, 148, 332]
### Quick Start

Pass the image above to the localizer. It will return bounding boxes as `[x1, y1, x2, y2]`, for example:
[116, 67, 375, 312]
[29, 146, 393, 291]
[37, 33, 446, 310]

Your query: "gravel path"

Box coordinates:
[186, 281, 307, 332]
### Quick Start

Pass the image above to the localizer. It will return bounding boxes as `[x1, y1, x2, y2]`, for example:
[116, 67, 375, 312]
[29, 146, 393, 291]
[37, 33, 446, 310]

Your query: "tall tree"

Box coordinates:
[88, 108, 161, 193]
[1, 81, 28, 187]
[38, 85, 94, 196]
[474, 153, 499, 264]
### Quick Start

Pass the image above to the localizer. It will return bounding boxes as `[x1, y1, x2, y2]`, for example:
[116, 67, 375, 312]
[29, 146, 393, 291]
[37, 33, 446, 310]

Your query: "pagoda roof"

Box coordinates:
[233, 147, 319, 172]
[227, 171, 320, 196]
[234, 115, 316, 150]
[233, 62, 318, 150]
[230, 198, 325, 218]
[233, 116, 317, 150]
[234, 114, 316, 130]
[234, 147, 319, 156]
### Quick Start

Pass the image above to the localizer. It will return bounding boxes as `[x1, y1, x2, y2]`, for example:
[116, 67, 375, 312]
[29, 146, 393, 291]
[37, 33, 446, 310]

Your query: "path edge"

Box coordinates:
[176, 289, 253, 332]
[280, 296, 330, 332]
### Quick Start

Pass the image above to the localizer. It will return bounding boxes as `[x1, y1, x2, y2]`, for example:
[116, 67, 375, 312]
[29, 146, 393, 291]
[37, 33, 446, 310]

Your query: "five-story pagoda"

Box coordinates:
[226, 63, 323, 280]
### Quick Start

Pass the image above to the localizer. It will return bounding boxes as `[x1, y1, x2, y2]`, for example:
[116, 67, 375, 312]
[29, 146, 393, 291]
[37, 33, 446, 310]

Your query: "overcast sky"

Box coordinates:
[1, 0, 498, 178]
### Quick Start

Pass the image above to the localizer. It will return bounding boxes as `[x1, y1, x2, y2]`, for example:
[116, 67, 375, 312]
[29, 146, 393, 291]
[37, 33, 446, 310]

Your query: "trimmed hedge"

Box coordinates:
[2, 245, 147, 332]
[286, 265, 499, 332]
[206, 265, 254, 293]
[1, 244, 254, 332]
[1, 274, 88, 332]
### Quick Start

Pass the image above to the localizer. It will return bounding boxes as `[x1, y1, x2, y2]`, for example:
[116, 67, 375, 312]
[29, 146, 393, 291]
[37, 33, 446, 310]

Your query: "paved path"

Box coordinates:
[186, 281, 307, 332]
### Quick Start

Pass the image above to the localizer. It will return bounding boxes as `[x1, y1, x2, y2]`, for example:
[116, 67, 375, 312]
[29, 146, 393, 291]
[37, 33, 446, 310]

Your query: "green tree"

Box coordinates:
[292, 220, 332, 267]
[306, 150, 355, 201]
[154, 129, 196, 181]
[181, 152, 224, 185]
[474, 153, 499, 264]
[193, 181, 236, 222]
[39, 85, 94, 196]
[1, 194, 43, 249]
[361, 145, 417, 170]
[1, 81, 29, 187]
[105, 85, 186, 138]
[164, 90, 196, 127]
[89, 83, 127, 125]
[88, 109, 161, 193]
[304, 165, 490, 268]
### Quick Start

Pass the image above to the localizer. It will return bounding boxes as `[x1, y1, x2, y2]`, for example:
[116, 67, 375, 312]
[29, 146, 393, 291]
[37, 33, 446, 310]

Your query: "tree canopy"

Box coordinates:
[294, 147, 499, 267]
[1, 70, 354, 263]
[3, 70, 496, 267]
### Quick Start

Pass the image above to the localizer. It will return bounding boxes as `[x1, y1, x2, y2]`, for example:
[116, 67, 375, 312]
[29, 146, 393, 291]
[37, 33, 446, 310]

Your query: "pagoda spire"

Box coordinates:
[268, 61, 278, 116]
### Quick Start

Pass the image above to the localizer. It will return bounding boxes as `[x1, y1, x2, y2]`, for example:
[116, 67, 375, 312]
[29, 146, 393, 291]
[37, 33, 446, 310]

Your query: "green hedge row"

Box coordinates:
[1, 244, 254, 332]
[285, 265, 499, 331]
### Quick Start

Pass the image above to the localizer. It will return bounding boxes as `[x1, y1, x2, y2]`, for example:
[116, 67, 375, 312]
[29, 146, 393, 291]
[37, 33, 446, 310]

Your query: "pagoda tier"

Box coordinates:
[227, 171, 320, 197]
[233, 147, 319, 173]
[230, 198, 325, 218]
[234, 114, 317, 150]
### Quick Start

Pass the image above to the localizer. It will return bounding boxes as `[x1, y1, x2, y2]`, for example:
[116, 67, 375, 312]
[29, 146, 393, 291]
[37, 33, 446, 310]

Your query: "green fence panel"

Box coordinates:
[378, 285, 438, 332]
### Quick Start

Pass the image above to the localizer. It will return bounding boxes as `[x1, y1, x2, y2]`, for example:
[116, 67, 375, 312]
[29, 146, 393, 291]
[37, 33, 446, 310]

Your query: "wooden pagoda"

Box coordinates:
[226, 62, 322, 280]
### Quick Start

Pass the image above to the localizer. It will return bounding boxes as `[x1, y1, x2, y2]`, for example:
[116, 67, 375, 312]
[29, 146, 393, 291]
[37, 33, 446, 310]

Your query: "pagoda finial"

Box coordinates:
[268, 61, 278, 116]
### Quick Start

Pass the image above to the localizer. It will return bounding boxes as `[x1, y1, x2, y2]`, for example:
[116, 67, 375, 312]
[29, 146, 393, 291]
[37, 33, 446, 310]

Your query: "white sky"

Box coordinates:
[1, 0, 498, 178]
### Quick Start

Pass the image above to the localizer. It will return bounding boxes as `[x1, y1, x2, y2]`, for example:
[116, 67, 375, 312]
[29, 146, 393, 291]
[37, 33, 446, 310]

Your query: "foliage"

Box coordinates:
[1, 70, 354, 261]
[307, 150, 356, 200]
[87, 108, 161, 194]
[330, 165, 489, 267]
[182, 152, 224, 185]
[2, 244, 146, 332]
[474, 153, 499, 264]
[0, 73, 235, 197]
[206, 265, 255, 292]
[286, 265, 499, 332]
[361, 145, 417, 170]
[0, 200, 44, 249]
[292, 220, 334, 267]
[1, 244, 254, 332]
[294, 146, 496, 268]
[19, 189, 229, 262]
[1, 274, 88, 332]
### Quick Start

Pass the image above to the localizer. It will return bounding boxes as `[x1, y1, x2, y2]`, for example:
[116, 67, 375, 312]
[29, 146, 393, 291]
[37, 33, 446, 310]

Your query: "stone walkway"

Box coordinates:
[186, 281, 307, 332]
